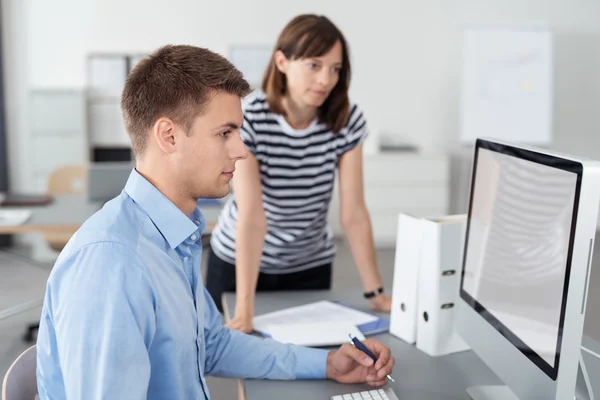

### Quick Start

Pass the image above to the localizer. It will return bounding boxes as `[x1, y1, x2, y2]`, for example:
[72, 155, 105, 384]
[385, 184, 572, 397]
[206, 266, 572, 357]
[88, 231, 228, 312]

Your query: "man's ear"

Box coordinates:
[152, 117, 177, 154]
[274, 50, 288, 74]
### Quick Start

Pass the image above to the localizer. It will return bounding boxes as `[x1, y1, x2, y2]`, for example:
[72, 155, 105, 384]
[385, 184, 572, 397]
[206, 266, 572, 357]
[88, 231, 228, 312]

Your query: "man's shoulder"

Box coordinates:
[54, 194, 148, 269]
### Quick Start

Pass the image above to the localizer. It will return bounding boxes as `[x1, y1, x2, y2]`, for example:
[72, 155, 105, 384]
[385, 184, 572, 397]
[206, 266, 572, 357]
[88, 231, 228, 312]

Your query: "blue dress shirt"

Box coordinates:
[36, 169, 328, 400]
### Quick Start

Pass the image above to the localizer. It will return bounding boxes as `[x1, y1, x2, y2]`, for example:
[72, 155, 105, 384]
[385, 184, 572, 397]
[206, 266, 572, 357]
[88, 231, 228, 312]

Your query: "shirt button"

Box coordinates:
[183, 256, 189, 262]
[195, 220, 201, 225]
[191, 234, 197, 241]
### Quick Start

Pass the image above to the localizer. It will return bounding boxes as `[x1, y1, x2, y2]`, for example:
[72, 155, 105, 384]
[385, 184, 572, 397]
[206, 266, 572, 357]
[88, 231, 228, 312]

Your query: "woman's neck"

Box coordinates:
[282, 96, 318, 130]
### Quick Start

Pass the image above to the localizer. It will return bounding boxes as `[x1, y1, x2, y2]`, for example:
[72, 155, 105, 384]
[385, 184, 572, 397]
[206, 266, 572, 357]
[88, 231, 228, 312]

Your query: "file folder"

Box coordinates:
[416, 215, 470, 357]
[389, 214, 424, 344]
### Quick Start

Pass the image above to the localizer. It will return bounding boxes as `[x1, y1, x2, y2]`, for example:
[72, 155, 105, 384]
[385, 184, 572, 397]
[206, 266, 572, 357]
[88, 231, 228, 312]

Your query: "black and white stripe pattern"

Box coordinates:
[210, 91, 368, 274]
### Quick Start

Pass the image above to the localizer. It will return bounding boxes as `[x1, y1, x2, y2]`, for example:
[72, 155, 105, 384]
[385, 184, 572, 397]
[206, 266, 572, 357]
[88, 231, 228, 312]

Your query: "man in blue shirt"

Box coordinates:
[36, 45, 394, 399]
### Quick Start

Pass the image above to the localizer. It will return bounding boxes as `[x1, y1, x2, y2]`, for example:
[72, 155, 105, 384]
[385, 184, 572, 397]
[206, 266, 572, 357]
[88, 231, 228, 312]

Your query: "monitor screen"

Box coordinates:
[460, 140, 582, 380]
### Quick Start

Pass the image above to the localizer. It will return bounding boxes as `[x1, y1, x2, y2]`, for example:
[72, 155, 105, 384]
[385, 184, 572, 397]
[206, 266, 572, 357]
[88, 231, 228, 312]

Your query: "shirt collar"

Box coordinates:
[124, 169, 204, 249]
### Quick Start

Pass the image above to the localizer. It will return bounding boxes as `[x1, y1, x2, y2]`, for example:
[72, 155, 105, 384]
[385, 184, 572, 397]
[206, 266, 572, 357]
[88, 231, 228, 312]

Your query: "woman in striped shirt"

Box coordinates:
[207, 14, 392, 332]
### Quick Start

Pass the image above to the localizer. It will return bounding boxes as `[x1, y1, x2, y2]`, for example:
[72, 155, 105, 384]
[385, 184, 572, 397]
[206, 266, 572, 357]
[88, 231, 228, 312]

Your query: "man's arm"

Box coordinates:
[37, 242, 156, 399]
[202, 288, 328, 380]
[202, 289, 395, 385]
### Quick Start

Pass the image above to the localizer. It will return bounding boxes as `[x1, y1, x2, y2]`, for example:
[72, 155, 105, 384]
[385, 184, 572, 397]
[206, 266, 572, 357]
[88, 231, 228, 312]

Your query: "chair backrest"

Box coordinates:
[2, 345, 37, 400]
[45, 165, 88, 252]
[47, 165, 87, 195]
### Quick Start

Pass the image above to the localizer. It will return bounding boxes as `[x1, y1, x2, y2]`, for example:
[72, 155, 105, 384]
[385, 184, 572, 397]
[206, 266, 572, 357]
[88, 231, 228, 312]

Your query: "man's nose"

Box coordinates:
[232, 133, 249, 160]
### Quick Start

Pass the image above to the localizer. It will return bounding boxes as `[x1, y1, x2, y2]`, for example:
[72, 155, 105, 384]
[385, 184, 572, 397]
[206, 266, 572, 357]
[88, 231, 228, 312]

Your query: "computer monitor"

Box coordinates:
[456, 138, 600, 399]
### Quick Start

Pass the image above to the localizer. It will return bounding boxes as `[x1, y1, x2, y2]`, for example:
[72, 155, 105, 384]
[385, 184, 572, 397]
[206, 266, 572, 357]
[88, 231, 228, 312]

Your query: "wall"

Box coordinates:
[2, 0, 30, 192]
[3, 0, 600, 190]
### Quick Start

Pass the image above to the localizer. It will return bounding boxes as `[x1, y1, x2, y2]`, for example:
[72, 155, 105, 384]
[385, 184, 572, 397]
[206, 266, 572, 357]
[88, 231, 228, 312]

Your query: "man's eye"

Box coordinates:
[220, 130, 231, 138]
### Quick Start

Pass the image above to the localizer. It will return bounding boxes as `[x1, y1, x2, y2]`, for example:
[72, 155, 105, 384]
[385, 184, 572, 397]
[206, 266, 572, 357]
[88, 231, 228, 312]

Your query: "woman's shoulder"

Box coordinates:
[347, 101, 364, 117]
[343, 101, 366, 129]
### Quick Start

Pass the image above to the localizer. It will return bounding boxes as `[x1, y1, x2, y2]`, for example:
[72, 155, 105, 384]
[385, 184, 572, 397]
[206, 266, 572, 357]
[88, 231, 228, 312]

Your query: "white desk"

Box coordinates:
[223, 290, 503, 400]
[0, 194, 223, 235]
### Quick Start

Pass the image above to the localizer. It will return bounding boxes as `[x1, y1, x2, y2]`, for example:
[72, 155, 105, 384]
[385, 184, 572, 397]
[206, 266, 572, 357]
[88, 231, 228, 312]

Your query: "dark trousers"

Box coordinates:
[205, 248, 332, 312]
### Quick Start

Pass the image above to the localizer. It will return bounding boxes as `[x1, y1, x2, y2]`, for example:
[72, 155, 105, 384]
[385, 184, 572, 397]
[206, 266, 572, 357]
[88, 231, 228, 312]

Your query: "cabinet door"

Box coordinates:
[363, 154, 448, 185]
[29, 90, 87, 192]
[88, 101, 130, 146]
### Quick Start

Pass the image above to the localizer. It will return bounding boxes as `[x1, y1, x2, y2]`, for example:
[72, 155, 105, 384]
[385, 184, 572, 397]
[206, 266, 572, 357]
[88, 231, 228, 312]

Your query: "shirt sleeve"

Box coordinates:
[202, 288, 329, 380]
[37, 242, 156, 400]
[338, 103, 370, 155]
[240, 114, 258, 155]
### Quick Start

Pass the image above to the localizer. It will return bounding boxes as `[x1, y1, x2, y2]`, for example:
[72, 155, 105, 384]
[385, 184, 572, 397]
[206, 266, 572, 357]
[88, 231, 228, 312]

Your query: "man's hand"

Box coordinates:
[369, 294, 392, 313]
[326, 339, 395, 387]
[225, 310, 253, 333]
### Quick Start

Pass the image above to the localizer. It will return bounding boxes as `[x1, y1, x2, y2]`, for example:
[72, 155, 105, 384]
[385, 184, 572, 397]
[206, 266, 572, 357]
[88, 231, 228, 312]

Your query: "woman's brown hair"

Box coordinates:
[262, 14, 351, 133]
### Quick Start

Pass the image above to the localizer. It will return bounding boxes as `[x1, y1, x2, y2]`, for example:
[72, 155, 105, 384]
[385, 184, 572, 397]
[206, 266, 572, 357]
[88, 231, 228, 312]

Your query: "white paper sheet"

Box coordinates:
[266, 322, 366, 347]
[0, 209, 32, 226]
[253, 301, 377, 333]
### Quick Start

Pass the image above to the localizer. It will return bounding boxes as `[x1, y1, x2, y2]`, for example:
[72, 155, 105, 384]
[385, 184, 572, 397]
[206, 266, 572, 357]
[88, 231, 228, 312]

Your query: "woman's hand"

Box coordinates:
[369, 293, 392, 312]
[225, 306, 254, 333]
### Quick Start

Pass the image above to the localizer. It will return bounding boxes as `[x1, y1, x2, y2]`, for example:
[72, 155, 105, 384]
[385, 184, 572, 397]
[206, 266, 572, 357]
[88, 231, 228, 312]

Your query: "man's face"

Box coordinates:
[176, 91, 248, 199]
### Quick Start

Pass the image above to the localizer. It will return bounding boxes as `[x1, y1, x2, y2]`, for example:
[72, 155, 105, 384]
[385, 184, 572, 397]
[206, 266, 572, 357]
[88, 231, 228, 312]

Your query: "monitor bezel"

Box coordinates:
[459, 138, 583, 381]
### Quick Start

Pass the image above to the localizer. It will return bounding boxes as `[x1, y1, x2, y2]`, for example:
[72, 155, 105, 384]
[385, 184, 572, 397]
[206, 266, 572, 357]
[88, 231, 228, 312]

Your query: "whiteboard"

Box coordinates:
[460, 26, 553, 145]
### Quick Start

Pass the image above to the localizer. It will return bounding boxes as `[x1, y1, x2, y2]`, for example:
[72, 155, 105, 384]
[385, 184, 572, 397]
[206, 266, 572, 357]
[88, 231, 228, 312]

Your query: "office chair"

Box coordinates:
[44, 165, 87, 251]
[23, 165, 87, 343]
[1, 345, 37, 400]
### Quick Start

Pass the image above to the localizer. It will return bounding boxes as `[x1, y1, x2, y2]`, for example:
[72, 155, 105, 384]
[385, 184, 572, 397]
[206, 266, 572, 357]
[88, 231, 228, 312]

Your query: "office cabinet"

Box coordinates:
[328, 153, 449, 247]
[29, 90, 88, 192]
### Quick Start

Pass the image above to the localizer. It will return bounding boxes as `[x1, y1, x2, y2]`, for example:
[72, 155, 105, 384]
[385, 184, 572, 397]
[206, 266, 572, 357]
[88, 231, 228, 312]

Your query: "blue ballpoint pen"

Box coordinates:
[348, 334, 395, 383]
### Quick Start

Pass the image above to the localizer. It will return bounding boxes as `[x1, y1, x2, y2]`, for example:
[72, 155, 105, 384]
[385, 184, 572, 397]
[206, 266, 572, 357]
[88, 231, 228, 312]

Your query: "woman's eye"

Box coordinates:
[308, 62, 318, 69]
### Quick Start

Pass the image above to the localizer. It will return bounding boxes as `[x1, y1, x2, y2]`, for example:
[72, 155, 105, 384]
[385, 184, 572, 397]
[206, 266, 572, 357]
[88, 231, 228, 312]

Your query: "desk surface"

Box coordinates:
[0, 195, 101, 234]
[0, 194, 223, 235]
[223, 291, 502, 400]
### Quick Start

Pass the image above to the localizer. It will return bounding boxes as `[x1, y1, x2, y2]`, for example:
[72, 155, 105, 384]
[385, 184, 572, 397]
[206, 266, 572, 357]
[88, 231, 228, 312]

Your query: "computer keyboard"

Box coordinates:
[331, 388, 399, 400]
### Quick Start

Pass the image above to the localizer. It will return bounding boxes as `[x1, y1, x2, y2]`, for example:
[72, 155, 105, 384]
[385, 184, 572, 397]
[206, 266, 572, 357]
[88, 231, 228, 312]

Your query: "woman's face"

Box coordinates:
[278, 40, 343, 109]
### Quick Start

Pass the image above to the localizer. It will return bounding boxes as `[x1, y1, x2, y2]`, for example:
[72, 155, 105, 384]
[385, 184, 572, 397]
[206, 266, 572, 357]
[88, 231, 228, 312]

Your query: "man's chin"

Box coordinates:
[197, 187, 230, 200]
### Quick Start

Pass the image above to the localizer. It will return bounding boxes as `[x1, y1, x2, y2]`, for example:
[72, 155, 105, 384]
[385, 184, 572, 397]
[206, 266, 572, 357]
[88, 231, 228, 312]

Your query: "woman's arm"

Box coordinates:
[225, 153, 268, 333]
[337, 142, 391, 312]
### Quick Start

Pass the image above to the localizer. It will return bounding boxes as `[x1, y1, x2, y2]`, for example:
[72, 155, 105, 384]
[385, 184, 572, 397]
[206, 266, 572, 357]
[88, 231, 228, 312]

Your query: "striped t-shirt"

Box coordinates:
[210, 91, 369, 274]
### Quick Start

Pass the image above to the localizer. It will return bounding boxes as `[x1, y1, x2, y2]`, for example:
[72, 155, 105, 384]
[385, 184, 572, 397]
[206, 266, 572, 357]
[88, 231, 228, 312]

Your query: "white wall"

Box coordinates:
[2, 0, 31, 192]
[4, 0, 600, 190]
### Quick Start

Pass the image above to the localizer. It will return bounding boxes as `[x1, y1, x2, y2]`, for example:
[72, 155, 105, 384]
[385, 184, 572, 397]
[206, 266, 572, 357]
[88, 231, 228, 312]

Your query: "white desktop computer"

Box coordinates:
[456, 138, 600, 399]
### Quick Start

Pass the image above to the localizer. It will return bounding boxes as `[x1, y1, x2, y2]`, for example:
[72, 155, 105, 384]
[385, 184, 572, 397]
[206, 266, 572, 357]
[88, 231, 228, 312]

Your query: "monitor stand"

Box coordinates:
[466, 386, 518, 400]
[577, 344, 598, 400]
[466, 348, 596, 400]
